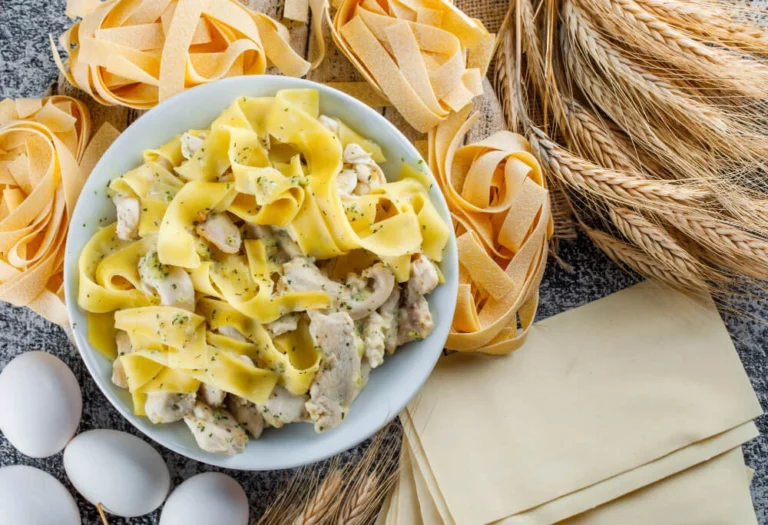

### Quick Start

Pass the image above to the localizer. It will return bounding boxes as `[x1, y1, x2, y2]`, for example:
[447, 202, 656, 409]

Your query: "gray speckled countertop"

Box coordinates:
[2, 0, 768, 523]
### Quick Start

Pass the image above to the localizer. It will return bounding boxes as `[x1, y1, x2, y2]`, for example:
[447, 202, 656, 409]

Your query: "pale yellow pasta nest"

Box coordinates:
[51, 0, 311, 109]
[428, 106, 552, 355]
[79, 89, 449, 421]
[332, 0, 494, 133]
[0, 96, 118, 328]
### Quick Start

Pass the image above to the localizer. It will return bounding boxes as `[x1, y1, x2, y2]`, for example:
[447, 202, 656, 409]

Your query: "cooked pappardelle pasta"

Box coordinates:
[78, 89, 449, 454]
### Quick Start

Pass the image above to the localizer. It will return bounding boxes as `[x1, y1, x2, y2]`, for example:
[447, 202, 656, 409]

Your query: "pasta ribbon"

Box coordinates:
[0, 96, 118, 327]
[51, 0, 311, 109]
[198, 298, 320, 395]
[157, 181, 237, 268]
[267, 90, 445, 259]
[429, 106, 552, 355]
[332, 0, 493, 132]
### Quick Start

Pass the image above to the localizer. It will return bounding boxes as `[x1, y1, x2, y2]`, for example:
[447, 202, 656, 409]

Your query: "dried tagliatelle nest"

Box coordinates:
[429, 105, 552, 354]
[51, 0, 311, 109]
[0, 96, 118, 328]
[332, 0, 494, 132]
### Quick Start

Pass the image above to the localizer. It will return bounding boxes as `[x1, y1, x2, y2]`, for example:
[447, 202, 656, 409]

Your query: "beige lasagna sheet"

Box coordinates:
[406, 282, 762, 525]
[385, 441, 758, 525]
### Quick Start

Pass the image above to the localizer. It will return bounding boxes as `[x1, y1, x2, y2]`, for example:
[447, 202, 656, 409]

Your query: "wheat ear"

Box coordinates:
[528, 127, 711, 207]
[662, 212, 768, 280]
[586, 228, 707, 291]
[293, 471, 344, 525]
[563, 2, 727, 130]
[583, 0, 768, 98]
[586, 0, 721, 64]
[609, 207, 703, 279]
[561, 99, 637, 172]
[633, 0, 768, 54]
[493, 13, 518, 132]
[336, 473, 381, 525]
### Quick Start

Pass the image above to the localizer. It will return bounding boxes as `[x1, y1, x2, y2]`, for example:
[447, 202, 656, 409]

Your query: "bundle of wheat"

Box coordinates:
[256, 424, 400, 525]
[494, 0, 768, 294]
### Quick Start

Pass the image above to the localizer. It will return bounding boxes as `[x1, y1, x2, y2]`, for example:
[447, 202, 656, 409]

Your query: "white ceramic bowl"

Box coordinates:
[64, 76, 458, 470]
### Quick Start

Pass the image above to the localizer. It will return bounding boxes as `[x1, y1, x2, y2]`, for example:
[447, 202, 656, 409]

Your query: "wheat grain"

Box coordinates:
[529, 127, 711, 207]
[586, 228, 707, 290]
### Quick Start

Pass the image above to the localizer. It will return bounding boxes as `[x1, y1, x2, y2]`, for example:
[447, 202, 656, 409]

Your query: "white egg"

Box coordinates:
[64, 429, 171, 518]
[0, 465, 80, 524]
[0, 351, 82, 458]
[159, 472, 249, 525]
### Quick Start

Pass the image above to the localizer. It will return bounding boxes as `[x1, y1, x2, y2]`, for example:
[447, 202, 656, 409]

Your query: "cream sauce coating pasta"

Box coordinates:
[79, 89, 448, 452]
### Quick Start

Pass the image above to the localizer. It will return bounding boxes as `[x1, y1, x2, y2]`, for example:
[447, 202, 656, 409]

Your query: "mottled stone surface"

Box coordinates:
[1, 0, 767, 523]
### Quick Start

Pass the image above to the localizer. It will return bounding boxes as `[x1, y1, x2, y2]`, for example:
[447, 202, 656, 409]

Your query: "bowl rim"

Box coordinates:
[63, 75, 458, 470]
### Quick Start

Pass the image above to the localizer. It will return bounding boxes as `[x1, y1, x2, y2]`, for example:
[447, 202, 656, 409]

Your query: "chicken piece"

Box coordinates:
[319, 115, 339, 134]
[360, 360, 372, 392]
[245, 224, 303, 260]
[217, 325, 249, 342]
[361, 312, 387, 369]
[273, 227, 304, 259]
[281, 257, 344, 298]
[112, 194, 140, 241]
[379, 287, 400, 354]
[245, 223, 271, 240]
[180, 132, 206, 160]
[305, 311, 363, 432]
[341, 264, 396, 320]
[342, 144, 385, 196]
[144, 392, 196, 424]
[395, 257, 438, 345]
[397, 295, 434, 344]
[111, 331, 133, 389]
[259, 385, 308, 428]
[264, 313, 299, 338]
[282, 258, 395, 320]
[408, 256, 439, 296]
[343, 143, 372, 164]
[195, 213, 241, 254]
[227, 396, 265, 439]
[184, 402, 248, 455]
[336, 169, 358, 196]
[198, 384, 226, 407]
[138, 251, 195, 311]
